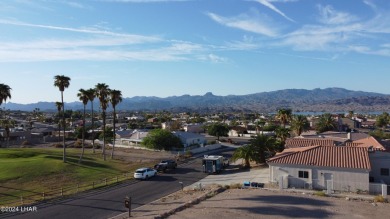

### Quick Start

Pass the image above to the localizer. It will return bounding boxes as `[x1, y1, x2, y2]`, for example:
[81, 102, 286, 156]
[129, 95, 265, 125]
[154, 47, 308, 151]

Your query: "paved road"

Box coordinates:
[1, 148, 234, 219]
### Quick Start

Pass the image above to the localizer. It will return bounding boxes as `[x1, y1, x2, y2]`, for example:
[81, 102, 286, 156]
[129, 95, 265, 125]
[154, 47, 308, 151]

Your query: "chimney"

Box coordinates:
[347, 132, 351, 140]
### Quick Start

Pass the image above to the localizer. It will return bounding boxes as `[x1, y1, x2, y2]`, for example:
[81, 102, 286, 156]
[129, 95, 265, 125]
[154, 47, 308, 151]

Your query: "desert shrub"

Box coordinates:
[52, 143, 62, 148]
[228, 183, 242, 189]
[374, 195, 386, 203]
[314, 191, 326, 197]
[185, 150, 193, 158]
[20, 140, 31, 146]
[74, 139, 82, 148]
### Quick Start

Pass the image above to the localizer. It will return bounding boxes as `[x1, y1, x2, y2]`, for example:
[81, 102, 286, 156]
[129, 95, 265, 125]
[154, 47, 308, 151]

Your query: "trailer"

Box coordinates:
[202, 155, 228, 174]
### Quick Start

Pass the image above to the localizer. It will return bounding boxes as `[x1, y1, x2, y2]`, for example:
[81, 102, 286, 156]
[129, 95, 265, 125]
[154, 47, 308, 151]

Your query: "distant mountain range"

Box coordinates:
[4, 88, 390, 113]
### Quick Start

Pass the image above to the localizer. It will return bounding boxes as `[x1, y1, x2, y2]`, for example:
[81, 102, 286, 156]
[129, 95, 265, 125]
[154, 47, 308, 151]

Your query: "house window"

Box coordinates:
[298, 171, 309, 179]
[380, 168, 389, 176]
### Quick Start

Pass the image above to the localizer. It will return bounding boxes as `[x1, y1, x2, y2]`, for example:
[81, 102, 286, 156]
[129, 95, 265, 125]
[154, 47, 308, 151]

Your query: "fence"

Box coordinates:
[0, 172, 134, 207]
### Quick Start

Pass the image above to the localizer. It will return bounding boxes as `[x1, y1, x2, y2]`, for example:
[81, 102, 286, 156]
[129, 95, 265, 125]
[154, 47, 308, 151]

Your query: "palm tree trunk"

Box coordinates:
[102, 110, 106, 161]
[91, 102, 95, 153]
[111, 107, 116, 159]
[62, 91, 66, 163]
[79, 105, 86, 163]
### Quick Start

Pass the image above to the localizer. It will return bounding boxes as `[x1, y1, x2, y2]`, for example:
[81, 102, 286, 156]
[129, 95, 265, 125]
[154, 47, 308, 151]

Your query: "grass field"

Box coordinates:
[0, 148, 153, 205]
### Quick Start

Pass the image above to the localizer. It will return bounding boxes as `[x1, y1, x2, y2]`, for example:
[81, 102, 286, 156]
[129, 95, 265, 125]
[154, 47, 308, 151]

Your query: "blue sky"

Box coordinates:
[1, 0, 390, 104]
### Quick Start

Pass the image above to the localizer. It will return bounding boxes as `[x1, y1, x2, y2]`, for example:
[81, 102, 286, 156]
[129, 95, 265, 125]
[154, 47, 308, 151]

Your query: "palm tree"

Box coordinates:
[290, 115, 310, 136]
[231, 144, 254, 168]
[77, 89, 89, 163]
[275, 127, 290, 145]
[85, 88, 96, 153]
[54, 75, 71, 163]
[55, 102, 63, 143]
[250, 134, 277, 164]
[316, 113, 337, 133]
[95, 83, 110, 161]
[0, 83, 11, 107]
[109, 89, 122, 159]
[276, 108, 292, 128]
[254, 119, 266, 134]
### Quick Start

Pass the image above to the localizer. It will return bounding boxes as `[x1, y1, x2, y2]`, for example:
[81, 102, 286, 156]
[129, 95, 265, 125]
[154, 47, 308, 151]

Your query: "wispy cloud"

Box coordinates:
[317, 5, 357, 25]
[100, 0, 190, 2]
[0, 19, 162, 43]
[206, 10, 279, 37]
[254, 0, 295, 22]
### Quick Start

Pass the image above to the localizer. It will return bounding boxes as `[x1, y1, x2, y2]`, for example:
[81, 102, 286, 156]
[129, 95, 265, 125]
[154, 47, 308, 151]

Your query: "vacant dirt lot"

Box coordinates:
[168, 189, 389, 219]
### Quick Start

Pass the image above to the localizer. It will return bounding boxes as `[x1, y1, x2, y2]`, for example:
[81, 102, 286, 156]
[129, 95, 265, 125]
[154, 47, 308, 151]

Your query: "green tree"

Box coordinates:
[231, 144, 254, 168]
[0, 83, 11, 107]
[315, 113, 337, 133]
[250, 134, 277, 164]
[54, 75, 71, 163]
[254, 119, 266, 134]
[77, 88, 89, 163]
[375, 112, 390, 130]
[276, 108, 292, 128]
[95, 83, 110, 161]
[290, 115, 310, 136]
[275, 127, 290, 143]
[231, 134, 277, 167]
[99, 127, 114, 143]
[207, 123, 229, 140]
[109, 89, 122, 159]
[141, 129, 182, 150]
[85, 88, 97, 153]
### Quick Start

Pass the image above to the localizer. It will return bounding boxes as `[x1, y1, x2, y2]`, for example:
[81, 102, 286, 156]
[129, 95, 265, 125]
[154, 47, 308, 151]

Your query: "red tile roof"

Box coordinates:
[346, 137, 385, 151]
[285, 138, 336, 148]
[267, 146, 371, 170]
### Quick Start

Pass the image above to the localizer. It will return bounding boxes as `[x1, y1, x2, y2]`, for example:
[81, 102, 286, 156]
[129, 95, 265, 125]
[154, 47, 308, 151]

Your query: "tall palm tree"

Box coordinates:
[85, 88, 96, 153]
[275, 127, 290, 145]
[109, 89, 122, 159]
[290, 115, 310, 136]
[54, 75, 71, 163]
[95, 83, 110, 161]
[276, 108, 292, 128]
[0, 83, 11, 107]
[55, 102, 63, 143]
[77, 89, 89, 163]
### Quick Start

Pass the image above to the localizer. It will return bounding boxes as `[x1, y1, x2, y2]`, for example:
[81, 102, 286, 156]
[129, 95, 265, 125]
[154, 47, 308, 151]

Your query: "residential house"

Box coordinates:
[228, 126, 247, 137]
[172, 131, 206, 148]
[346, 136, 386, 151]
[183, 123, 204, 133]
[268, 146, 371, 192]
[338, 117, 361, 132]
[369, 151, 390, 184]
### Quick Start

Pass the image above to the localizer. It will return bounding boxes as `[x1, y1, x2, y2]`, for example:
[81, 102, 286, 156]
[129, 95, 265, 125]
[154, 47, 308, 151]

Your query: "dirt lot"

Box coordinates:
[168, 188, 389, 219]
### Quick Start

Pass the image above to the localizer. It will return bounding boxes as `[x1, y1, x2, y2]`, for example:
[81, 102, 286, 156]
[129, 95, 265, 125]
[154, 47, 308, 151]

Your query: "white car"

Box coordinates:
[134, 168, 157, 180]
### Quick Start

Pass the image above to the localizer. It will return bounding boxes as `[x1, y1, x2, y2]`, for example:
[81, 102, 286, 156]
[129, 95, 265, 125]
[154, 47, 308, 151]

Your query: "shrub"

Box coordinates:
[374, 195, 386, 203]
[53, 143, 63, 148]
[314, 191, 326, 197]
[20, 140, 31, 146]
[74, 139, 82, 148]
[185, 150, 193, 158]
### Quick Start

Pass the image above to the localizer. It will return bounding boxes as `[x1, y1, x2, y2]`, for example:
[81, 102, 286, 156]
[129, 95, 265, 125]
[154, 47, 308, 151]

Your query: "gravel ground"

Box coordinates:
[168, 188, 389, 219]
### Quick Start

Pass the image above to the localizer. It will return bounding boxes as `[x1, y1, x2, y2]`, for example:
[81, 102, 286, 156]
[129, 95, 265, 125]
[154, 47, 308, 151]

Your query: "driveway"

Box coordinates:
[192, 163, 270, 187]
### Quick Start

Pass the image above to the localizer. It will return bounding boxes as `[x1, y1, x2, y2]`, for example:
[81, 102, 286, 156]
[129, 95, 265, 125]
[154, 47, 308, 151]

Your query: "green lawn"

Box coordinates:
[0, 148, 150, 205]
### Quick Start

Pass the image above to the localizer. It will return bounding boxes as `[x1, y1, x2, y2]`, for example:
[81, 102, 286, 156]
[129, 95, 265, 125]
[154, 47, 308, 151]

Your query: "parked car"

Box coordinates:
[134, 168, 157, 180]
[154, 160, 177, 172]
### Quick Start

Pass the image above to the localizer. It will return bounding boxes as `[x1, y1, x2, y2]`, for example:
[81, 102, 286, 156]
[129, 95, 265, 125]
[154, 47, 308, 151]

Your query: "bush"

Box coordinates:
[74, 139, 82, 148]
[20, 140, 31, 146]
[314, 191, 326, 197]
[52, 143, 62, 148]
[185, 150, 193, 158]
[374, 195, 386, 203]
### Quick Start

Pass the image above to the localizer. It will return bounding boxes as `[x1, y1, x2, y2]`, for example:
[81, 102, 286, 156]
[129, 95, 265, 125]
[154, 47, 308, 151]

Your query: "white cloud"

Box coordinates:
[317, 5, 357, 25]
[206, 11, 279, 37]
[254, 0, 295, 22]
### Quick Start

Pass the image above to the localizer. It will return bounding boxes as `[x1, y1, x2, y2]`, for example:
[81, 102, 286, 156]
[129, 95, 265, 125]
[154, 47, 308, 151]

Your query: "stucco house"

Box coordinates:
[267, 146, 371, 193]
[172, 131, 206, 148]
